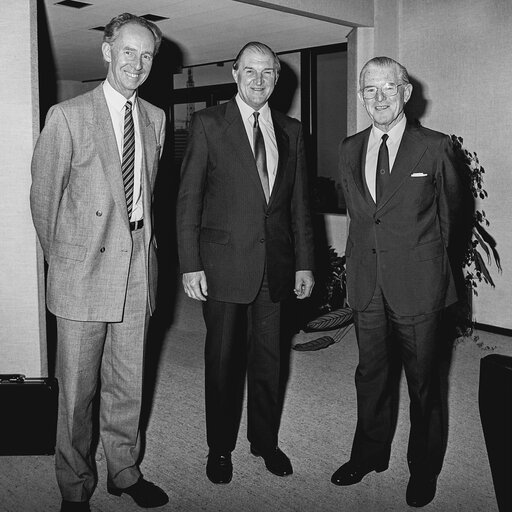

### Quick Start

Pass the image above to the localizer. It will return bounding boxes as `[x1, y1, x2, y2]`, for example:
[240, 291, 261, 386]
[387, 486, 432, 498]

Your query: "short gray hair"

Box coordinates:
[104, 12, 162, 54]
[359, 56, 410, 89]
[232, 41, 281, 76]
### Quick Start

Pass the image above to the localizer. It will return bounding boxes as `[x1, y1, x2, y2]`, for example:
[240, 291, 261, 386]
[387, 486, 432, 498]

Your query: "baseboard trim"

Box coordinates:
[474, 322, 512, 338]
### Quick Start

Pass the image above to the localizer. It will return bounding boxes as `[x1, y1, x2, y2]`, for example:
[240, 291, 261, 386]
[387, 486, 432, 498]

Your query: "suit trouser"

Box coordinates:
[202, 273, 282, 455]
[351, 284, 443, 477]
[55, 228, 148, 502]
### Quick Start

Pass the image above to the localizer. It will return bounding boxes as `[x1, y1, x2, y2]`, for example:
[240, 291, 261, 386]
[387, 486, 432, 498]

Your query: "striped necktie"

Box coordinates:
[253, 111, 270, 202]
[122, 100, 135, 219]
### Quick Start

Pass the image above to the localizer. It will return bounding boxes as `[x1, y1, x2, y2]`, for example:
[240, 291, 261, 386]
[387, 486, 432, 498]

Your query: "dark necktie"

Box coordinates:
[253, 111, 270, 202]
[375, 133, 389, 204]
[122, 100, 135, 219]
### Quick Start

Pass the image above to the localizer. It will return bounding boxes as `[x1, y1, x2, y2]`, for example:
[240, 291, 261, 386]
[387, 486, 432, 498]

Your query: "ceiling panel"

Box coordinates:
[43, 0, 350, 82]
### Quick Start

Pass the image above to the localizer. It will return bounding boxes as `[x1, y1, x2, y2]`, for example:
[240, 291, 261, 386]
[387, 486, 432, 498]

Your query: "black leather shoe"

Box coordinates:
[206, 452, 233, 484]
[60, 501, 90, 512]
[406, 474, 438, 507]
[107, 476, 169, 508]
[331, 460, 388, 486]
[250, 446, 293, 476]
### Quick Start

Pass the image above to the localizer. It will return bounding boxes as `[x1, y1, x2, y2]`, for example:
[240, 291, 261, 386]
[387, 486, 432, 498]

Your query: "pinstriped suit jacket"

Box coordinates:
[176, 98, 314, 304]
[30, 84, 165, 321]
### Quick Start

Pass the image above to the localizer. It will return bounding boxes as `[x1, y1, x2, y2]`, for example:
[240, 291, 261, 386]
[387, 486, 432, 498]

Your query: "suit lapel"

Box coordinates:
[137, 100, 157, 188]
[90, 86, 130, 229]
[269, 111, 288, 205]
[137, 100, 157, 241]
[376, 123, 427, 211]
[350, 127, 374, 208]
[223, 99, 268, 203]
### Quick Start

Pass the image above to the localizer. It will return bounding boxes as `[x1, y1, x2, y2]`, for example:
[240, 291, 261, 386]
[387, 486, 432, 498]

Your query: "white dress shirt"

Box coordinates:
[235, 94, 278, 193]
[103, 80, 143, 222]
[364, 114, 407, 202]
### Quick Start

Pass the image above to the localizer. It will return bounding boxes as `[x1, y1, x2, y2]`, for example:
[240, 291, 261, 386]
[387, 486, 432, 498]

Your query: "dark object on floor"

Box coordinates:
[479, 354, 512, 512]
[60, 500, 91, 512]
[293, 336, 335, 351]
[406, 474, 438, 508]
[330, 459, 388, 486]
[107, 476, 169, 508]
[206, 452, 233, 484]
[250, 446, 293, 476]
[0, 374, 58, 455]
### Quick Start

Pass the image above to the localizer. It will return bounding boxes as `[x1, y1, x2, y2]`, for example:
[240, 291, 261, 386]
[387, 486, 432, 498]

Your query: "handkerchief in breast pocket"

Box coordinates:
[411, 172, 428, 177]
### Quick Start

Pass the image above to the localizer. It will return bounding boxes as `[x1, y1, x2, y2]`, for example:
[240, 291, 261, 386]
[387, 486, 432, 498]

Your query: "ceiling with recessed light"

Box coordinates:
[43, 0, 353, 82]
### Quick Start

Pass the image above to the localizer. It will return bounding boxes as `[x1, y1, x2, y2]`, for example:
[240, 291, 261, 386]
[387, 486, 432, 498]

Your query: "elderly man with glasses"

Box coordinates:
[331, 56, 462, 508]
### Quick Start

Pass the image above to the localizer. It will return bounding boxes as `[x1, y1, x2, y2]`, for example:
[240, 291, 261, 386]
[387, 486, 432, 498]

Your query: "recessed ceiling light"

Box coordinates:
[141, 14, 169, 22]
[55, 0, 92, 8]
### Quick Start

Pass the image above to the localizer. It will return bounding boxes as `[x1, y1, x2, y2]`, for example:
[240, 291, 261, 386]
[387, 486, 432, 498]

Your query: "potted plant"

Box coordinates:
[293, 246, 353, 351]
[450, 135, 501, 341]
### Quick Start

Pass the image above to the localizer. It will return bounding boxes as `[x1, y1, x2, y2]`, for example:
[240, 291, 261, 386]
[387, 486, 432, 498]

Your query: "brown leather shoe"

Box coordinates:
[107, 476, 169, 508]
[250, 446, 293, 476]
[206, 452, 233, 484]
[331, 460, 388, 486]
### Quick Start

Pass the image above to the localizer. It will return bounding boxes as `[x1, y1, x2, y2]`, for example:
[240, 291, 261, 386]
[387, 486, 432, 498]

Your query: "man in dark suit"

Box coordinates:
[331, 57, 461, 508]
[176, 42, 315, 484]
[30, 14, 168, 512]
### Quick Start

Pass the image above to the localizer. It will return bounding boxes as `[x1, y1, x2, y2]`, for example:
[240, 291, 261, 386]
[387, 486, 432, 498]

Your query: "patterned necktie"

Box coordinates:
[375, 133, 389, 204]
[253, 111, 270, 202]
[122, 100, 135, 219]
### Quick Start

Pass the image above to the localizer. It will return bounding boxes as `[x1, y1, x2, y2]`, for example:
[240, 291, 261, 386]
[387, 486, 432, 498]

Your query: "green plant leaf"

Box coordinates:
[306, 307, 353, 331]
[474, 250, 495, 287]
[473, 229, 491, 262]
[332, 323, 353, 343]
[292, 336, 335, 351]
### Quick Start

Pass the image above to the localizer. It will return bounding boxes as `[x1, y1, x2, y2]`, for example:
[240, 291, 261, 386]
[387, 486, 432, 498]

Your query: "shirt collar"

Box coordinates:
[103, 80, 137, 112]
[371, 113, 407, 144]
[235, 93, 271, 124]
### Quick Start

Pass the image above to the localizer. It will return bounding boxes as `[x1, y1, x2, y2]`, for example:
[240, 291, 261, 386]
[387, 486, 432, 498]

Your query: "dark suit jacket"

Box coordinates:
[30, 85, 166, 321]
[177, 99, 314, 304]
[339, 121, 461, 316]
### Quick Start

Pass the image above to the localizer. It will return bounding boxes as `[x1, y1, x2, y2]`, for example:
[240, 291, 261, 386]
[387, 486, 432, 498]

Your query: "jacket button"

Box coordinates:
[375, 219, 381, 224]
[96, 210, 102, 217]
[260, 238, 265, 243]
[372, 248, 376, 254]
[100, 247, 105, 253]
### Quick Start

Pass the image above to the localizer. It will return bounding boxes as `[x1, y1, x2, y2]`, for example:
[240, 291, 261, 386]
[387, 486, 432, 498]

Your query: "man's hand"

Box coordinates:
[182, 271, 208, 301]
[294, 270, 314, 299]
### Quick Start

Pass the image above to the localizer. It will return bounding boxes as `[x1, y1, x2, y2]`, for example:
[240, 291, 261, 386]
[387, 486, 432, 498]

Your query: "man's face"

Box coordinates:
[358, 63, 412, 132]
[102, 23, 155, 99]
[232, 48, 278, 111]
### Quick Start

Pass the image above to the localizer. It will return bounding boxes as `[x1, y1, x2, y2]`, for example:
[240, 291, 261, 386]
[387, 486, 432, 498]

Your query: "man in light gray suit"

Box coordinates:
[30, 13, 168, 512]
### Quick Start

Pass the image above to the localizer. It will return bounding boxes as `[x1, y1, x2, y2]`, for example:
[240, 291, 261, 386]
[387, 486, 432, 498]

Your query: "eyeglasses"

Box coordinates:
[361, 83, 403, 99]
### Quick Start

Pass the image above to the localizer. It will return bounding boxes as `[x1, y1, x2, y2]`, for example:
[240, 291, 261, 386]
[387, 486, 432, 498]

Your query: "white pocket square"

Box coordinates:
[411, 172, 428, 177]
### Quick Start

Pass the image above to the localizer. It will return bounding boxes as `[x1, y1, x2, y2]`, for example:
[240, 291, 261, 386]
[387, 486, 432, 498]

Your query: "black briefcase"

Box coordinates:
[0, 374, 58, 455]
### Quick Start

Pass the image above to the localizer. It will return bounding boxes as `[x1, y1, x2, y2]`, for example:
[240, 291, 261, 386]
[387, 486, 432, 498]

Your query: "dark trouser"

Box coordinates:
[202, 274, 281, 455]
[351, 284, 443, 477]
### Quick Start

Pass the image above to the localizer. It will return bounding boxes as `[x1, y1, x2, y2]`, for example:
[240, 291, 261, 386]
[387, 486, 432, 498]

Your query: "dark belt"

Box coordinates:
[130, 219, 144, 231]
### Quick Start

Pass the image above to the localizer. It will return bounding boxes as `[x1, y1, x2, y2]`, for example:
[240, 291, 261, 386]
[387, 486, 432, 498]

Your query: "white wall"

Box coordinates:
[399, 0, 512, 329]
[57, 79, 97, 102]
[0, 0, 46, 375]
